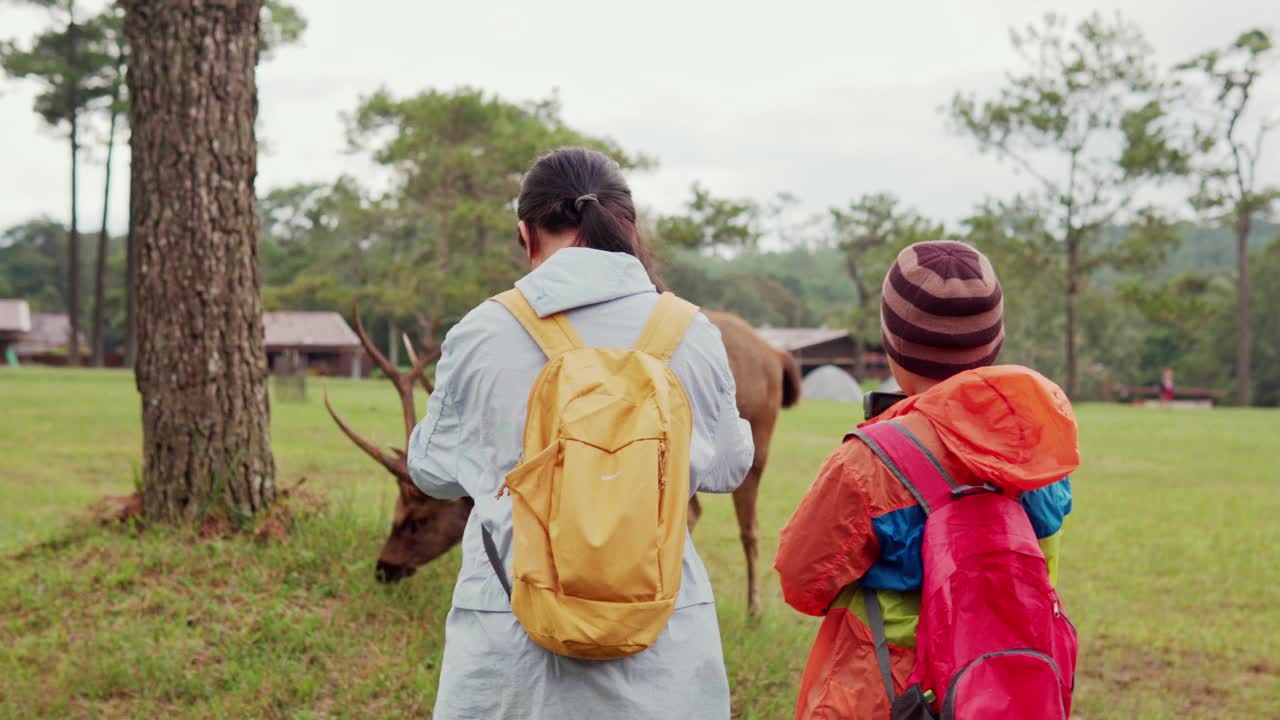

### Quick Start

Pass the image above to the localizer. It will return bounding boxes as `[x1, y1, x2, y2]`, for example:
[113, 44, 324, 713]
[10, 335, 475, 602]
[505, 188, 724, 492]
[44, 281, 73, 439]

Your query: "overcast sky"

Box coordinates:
[1, 0, 1276, 238]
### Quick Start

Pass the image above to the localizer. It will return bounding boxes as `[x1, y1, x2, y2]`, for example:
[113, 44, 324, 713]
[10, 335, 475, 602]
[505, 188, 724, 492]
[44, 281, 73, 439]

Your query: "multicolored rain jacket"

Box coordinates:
[775, 365, 1079, 720]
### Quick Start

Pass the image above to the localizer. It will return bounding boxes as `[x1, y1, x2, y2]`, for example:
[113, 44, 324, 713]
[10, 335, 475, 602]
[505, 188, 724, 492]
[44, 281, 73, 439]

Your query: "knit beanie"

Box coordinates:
[880, 240, 1004, 381]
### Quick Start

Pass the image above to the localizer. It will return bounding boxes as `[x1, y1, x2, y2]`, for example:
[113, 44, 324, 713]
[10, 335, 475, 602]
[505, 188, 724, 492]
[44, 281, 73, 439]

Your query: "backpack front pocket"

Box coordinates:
[502, 440, 562, 590]
[551, 437, 662, 602]
[941, 649, 1065, 720]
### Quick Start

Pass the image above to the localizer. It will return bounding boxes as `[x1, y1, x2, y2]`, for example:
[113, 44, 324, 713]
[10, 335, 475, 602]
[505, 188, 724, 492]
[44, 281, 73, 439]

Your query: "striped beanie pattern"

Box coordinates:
[880, 240, 1004, 381]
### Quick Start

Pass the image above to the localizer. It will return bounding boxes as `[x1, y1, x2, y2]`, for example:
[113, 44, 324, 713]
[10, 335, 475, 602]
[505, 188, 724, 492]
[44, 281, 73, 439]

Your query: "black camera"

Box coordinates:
[863, 391, 907, 420]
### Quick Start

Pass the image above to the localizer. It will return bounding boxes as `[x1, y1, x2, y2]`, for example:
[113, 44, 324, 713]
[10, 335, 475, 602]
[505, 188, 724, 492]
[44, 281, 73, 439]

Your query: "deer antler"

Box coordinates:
[402, 333, 435, 394]
[349, 303, 440, 447]
[323, 387, 407, 478]
[325, 302, 442, 484]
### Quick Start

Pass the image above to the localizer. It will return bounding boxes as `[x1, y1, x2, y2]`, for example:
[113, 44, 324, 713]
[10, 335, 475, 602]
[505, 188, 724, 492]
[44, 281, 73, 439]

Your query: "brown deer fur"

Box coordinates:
[330, 306, 800, 613]
[689, 311, 801, 615]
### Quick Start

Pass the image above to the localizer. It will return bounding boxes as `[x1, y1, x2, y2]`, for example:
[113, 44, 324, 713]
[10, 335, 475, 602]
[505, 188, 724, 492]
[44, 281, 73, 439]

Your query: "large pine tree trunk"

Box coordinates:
[125, 0, 275, 522]
[1235, 208, 1252, 406]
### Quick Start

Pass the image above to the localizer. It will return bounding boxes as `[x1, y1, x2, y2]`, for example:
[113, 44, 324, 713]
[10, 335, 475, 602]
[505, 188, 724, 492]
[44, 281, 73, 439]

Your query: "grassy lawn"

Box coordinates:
[1, 367, 1277, 718]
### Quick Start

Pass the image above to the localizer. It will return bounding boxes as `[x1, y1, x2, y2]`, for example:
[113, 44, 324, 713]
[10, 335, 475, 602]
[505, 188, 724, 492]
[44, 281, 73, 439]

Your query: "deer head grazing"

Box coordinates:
[324, 304, 473, 583]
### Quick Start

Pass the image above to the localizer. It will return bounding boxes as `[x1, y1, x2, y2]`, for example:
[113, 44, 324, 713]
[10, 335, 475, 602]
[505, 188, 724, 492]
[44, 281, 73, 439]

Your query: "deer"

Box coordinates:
[323, 306, 472, 582]
[327, 303, 801, 614]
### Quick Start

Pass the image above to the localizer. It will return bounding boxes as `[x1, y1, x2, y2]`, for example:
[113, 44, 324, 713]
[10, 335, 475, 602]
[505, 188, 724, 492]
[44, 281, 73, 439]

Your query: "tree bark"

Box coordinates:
[387, 320, 399, 368]
[91, 81, 121, 367]
[432, 184, 451, 342]
[125, 0, 275, 522]
[67, 19, 81, 367]
[853, 334, 868, 383]
[846, 250, 872, 381]
[1062, 151, 1079, 400]
[1065, 229, 1080, 399]
[1235, 207, 1252, 406]
[125, 176, 137, 369]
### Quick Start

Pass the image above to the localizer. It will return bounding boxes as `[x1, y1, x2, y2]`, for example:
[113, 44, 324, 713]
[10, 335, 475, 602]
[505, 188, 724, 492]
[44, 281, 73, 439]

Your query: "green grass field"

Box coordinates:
[1, 367, 1277, 718]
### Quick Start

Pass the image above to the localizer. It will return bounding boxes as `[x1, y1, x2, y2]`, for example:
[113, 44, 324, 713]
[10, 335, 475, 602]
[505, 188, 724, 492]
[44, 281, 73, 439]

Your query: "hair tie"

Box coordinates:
[574, 193, 599, 212]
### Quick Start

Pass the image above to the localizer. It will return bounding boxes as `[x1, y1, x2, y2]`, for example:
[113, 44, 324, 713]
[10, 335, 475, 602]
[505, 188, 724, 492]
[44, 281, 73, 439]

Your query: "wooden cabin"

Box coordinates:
[755, 326, 890, 382]
[263, 311, 366, 378]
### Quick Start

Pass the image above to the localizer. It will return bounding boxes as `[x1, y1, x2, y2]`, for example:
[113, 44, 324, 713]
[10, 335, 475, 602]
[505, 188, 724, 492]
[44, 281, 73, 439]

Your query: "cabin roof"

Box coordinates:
[12, 313, 84, 354]
[754, 326, 851, 351]
[0, 299, 32, 335]
[263, 311, 360, 350]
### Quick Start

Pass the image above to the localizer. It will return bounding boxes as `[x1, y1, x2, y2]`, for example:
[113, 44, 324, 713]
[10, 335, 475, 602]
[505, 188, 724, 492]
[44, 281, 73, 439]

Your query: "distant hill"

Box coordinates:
[1160, 221, 1278, 277]
[1093, 220, 1278, 287]
[663, 245, 854, 327]
[665, 220, 1278, 328]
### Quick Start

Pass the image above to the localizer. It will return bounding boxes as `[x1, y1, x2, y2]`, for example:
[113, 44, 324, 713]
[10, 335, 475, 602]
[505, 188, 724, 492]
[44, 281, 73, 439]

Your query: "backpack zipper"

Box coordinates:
[658, 441, 667, 487]
[1055, 601, 1079, 692]
[941, 649, 1065, 720]
[656, 441, 667, 522]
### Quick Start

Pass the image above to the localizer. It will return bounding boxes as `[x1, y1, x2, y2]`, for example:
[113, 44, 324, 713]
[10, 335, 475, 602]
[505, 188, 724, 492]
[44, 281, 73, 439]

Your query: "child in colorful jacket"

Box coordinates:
[775, 240, 1079, 719]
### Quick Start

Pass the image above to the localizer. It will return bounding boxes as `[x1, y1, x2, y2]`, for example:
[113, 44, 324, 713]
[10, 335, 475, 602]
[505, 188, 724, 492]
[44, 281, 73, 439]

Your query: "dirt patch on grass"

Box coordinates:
[89, 492, 144, 525]
[73, 480, 328, 546]
[252, 480, 328, 544]
[1080, 633, 1279, 717]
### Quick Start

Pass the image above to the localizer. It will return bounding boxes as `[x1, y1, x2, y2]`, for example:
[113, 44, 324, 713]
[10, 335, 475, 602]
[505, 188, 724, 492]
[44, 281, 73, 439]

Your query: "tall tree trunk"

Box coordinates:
[1065, 229, 1080, 399]
[847, 253, 871, 381]
[1235, 207, 1252, 406]
[125, 0, 275, 522]
[1061, 152, 1080, 400]
[125, 176, 137, 369]
[853, 334, 868, 383]
[432, 195, 451, 342]
[387, 320, 399, 367]
[415, 313, 438, 351]
[66, 17, 81, 367]
[91, 86, 121, 367]
[68, 114, 82, 366]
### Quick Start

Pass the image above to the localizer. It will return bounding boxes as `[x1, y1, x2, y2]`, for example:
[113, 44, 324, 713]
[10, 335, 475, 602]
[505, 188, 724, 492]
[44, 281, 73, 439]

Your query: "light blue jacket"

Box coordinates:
[408, 247, 755, 613]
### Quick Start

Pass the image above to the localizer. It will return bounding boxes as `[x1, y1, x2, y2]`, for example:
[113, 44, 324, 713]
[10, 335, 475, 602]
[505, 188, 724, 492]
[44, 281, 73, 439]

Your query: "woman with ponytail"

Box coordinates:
[407, 147, 754, 719]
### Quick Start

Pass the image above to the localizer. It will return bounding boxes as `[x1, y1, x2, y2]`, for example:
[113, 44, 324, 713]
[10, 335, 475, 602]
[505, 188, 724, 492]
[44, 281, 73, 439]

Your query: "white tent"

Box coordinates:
[802, 365, 864, 404]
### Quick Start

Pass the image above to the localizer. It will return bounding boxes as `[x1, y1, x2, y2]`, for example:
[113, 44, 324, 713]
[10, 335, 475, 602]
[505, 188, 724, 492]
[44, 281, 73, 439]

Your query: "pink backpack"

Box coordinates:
[851, 421, 1078, 720]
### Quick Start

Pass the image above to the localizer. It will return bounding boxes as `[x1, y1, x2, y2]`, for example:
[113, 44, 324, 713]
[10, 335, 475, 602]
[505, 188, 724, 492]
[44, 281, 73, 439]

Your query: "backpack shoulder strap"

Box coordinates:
[492, 288, 584, 360]
[849, 421, 957, 515]
[634, 292, 699, 362]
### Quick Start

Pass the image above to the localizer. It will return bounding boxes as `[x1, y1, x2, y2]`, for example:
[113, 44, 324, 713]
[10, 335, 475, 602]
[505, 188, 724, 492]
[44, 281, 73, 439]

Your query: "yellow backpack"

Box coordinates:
[482, 288, 699, 660]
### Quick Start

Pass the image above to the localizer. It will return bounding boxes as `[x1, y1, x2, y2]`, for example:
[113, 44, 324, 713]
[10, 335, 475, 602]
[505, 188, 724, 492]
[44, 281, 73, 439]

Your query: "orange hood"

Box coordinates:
[867, 365, 1080, 491]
